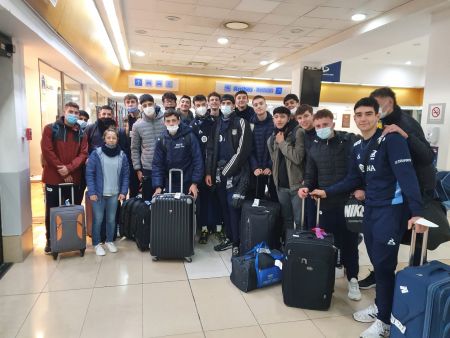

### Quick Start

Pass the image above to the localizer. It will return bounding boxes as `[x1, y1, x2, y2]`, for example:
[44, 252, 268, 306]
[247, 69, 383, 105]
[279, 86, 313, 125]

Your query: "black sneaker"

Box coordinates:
[44, 240, 51, 254]
[199, 230, 209, 244]
[359, 270, 376, 289]
[214, 238, 232, 251]
[232, 246, 240, 257]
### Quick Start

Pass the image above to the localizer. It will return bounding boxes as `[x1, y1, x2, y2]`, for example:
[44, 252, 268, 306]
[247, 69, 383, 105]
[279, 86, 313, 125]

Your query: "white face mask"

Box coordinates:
[316, 126, 332, 140]
[195, 106, 207, 116]
[221, 105, 232, 117]
[166, 125, 179, 135]
[143, 106, 155, 117]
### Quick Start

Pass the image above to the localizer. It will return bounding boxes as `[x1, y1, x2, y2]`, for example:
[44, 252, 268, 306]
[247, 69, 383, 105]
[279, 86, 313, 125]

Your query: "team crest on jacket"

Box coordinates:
[201, 136, 208, 143]
[232, 129, 237, 135]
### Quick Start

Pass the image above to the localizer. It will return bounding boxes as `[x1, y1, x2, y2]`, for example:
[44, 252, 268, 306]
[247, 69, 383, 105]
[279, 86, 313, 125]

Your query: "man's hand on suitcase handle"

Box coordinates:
[408, 216, 428, 234]
[118, 194, 126, 201]
[298, 187, 309, 199]
[90, 194, 98, 201]
[189, 183, 198, 199]
[353, 189, 365, 201]
[64, 175, 73, 183]
[153, 187, 162, 196]
[57, 165, 69, 177]
[310, 189, 326, 199]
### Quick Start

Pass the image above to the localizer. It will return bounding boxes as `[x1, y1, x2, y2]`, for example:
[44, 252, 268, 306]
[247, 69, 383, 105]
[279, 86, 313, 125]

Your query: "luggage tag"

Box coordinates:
[64, 199, 70, 206]
[215, 168, 221, 183]
[174, 193, 181, 200]
[252, 199, 260, 207]
[274, 260, 283, 270]
[226, 177, 233, 189]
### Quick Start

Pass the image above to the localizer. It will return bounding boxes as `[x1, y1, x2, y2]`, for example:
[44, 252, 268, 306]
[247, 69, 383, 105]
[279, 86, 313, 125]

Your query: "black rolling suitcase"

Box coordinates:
[150, 169, 195, 262]
[239, 199, 281, 253]
[282, 198, 336, 310]
[120, 196, 142, 240]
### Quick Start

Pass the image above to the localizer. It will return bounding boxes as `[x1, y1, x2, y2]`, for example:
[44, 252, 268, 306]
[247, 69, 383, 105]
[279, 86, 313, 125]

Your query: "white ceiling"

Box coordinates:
[122, 0, 413, 75]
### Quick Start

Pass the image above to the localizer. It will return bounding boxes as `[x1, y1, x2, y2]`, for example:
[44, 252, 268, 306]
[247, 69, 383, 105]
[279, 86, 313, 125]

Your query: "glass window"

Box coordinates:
[88, 88, 98, 122]
[38, 60, 62, 127]
[63, 74, 83, 109]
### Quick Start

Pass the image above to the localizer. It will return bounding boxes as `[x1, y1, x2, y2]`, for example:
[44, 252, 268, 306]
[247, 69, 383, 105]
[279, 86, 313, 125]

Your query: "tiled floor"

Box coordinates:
[1, 183, 450, 338]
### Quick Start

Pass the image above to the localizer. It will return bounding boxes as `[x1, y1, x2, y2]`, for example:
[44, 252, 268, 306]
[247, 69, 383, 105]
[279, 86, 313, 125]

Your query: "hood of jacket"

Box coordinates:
[250, 112, 272, 125]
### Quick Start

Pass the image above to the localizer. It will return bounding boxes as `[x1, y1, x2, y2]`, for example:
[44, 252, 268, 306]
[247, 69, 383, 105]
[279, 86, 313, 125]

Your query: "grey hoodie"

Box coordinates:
[131, 111, 165, 171]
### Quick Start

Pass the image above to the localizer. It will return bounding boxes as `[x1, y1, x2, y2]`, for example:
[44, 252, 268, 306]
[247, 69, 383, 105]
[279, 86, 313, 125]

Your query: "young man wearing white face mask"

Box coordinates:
[283, 93, 300, 118]
[152, 109, 203, 198]
[131, 94, 165, 200]
[298, 109, 362, 300]
[205, 94, 252, 256]
[190, 95, 222, 244]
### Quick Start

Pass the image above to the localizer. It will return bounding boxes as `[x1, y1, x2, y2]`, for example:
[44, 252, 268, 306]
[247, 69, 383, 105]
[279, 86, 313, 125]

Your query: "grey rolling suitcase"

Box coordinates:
[50, 183, 86, 260]
[150, 169, 195, 262]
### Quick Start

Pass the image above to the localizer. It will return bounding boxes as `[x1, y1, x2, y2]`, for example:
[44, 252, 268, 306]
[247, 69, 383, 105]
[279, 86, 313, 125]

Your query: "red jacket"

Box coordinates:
[41, 117, 88, 185]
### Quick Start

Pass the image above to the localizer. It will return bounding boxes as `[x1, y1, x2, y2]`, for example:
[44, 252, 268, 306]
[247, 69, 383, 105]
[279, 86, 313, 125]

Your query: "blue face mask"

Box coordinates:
[77, 120, 87, 129]
[127, 106, 139, 114]
[316, 127, 332, 140]
[221, 105, 232, 117]
[66, 114, 78, 125]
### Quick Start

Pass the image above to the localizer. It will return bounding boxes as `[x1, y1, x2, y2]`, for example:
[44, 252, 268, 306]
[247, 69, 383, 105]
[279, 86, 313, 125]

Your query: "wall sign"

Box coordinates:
[427, 103, 446, 124]
[216, 81, 291, 97]
[128, 76, 179, 91]
[342, 114, 351, 128]
[321, 61, 341, 82]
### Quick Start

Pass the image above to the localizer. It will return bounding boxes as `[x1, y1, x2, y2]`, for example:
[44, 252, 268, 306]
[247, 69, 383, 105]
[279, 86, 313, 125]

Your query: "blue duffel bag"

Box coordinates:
[230, 242, 284, 292]
[390, 227, 450, 338]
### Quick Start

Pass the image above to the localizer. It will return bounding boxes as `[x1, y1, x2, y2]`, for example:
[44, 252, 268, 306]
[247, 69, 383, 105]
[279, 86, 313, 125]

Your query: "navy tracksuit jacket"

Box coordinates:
[325, 128, 423, 324]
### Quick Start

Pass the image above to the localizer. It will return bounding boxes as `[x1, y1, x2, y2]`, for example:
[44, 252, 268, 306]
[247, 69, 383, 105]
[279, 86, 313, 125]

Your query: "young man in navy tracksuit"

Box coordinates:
[311, 97, 426, 338]
[152, 109, 204, 198]
[205, 94, 252, 256]
[248, 95, 277, 201]
[190, 94, 222, 244]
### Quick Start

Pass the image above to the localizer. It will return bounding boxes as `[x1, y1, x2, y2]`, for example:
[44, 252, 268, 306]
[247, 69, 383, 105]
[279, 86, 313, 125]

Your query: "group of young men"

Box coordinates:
[40, 86, 434, 338]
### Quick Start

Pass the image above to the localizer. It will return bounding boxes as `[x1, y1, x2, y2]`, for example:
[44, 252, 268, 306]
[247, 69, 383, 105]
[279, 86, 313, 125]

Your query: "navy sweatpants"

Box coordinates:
[363, 204, 408, 324]
[197, 182, 222, 231]
[319, 206, 359, 280]
[216, 180, 241, 247]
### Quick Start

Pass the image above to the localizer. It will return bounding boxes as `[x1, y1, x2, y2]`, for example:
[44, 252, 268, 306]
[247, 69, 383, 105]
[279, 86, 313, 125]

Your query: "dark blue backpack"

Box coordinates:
[435, 171, 450, 210]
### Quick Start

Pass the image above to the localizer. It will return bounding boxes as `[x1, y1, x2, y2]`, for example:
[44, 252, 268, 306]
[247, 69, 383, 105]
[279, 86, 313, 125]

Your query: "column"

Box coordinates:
[0, 39, 33, 262]
[421, 7, 450, 170]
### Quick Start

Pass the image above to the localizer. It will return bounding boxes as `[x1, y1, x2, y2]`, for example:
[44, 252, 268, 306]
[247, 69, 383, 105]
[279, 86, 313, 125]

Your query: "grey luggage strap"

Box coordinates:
[409, 226, 429, 266]
[58, 183, 75, 206]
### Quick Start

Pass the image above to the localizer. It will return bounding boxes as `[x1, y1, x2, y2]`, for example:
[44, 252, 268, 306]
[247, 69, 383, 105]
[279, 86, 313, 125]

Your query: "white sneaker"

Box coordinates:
[335, 267, 345, 279]
[360, 319, 390, 338]
[348, 278, 362, 301]
[353, 303, 378, 323]
[95, 244, 105, 256]
[105, 242, 118, 253]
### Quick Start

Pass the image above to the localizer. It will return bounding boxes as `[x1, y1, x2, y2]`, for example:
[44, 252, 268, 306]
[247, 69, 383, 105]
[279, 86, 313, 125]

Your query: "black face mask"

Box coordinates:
[98, 118, 116, 132]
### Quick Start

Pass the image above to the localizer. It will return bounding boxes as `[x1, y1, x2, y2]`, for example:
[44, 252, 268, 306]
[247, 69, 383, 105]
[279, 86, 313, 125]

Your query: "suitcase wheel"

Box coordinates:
[152, 256, 159, 262]
[80, 248, 86, 257]
[185, 257, 192, 263]
[52, 252, 58, 260]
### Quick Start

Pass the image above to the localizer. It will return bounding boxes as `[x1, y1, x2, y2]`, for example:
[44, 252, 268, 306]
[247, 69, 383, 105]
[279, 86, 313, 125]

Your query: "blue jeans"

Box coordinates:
[92, 195, 119, 246]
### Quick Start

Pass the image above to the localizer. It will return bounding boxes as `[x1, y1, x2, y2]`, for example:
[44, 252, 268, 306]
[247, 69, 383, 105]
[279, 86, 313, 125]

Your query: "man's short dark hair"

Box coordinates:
[313, 109, 334, 121]
[221, 94, 235, 104]
[163, 108, 180, 120]
[124, 94, 138, 103]
[79, 110, 90, 120]
[354, 97, 380, 113]
[139, 94, 154, 104]
[370, 87, 397, 105]
[235, 90, 248, 98]
[273, 106, 291, 116]
[162, 92, 177, 102]
[100, 105, 113, 112]
[283, 93, 299, 104]
[64, 101, 79, 110]
[295, 104, 313, 117]
[193, 94, 207, 103]
[180, 95, 191, 102]
[207, 91, 221, 100]
[252, 95, 265, 102]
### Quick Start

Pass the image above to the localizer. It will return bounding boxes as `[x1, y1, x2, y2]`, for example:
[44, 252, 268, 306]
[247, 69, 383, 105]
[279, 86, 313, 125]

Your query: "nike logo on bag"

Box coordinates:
[344, 204, 364, 218]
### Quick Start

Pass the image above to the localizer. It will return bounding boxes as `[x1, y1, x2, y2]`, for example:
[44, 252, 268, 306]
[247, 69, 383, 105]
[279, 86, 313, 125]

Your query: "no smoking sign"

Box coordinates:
[428, 103, 446, 124]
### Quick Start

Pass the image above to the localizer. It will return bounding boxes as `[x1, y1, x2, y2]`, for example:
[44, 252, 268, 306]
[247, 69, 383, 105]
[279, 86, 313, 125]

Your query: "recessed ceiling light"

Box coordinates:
[351, 13, 366, 21]
[135, 29, 148, 35]
[166, 15, 181, 21]
[217, 37, 229, 45]
[224, 21, 249, 30]
[405, 61, 412, 65]
[131, 50, 145, 57]
[290, 28, 303, 34]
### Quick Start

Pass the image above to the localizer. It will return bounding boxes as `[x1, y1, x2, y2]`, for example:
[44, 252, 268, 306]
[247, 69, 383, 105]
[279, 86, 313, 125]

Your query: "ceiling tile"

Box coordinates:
[197, 0, 242, 9]
[294, 36, 322, 43]
[323, 0, 369, 8]
[261, 14, 298, 25]
[323, 19, 354, 30]
[235, 0, 282, 14]
[194, 6, 232, 19]
[270, 3, 317, 16]
[292, 16, 329, 28]
[155, 1, 197, 14]
[362, 0, 410, 12]
[225, 10, 267, 22]
[307, 28, 340, 37]
[305, 6, 352, 20]
[261, 39, 289, 47]
[249, 23, 285, 33]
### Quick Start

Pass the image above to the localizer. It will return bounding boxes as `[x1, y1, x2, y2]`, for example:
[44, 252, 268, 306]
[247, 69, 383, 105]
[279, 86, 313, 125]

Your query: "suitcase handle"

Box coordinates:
[409, 226, 429, 266]
[58, 183, 75, 206]
[297, 196, 305, 230]
[169, 168, 183, 194]
[315, 198, 321, 227]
